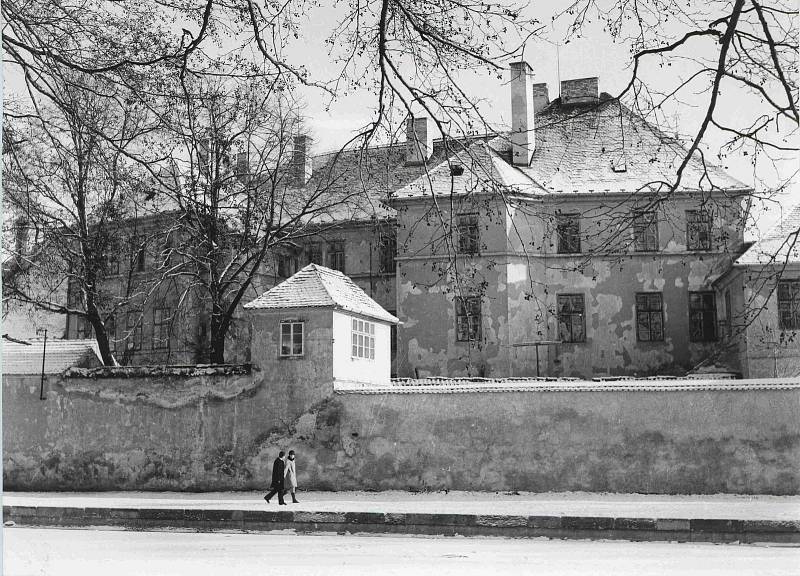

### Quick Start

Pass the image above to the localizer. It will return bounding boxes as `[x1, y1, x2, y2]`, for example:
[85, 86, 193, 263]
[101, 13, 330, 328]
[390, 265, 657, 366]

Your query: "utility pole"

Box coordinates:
[37, 328, 48, 400]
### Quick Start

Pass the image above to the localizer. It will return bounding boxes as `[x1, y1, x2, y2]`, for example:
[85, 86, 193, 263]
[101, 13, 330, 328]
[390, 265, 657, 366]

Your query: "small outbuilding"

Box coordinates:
[244, 264, 399, 387]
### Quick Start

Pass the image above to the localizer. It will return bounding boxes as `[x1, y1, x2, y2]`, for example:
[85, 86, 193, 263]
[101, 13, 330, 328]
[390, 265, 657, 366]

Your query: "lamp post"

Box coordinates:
[36, 328, 47, 400]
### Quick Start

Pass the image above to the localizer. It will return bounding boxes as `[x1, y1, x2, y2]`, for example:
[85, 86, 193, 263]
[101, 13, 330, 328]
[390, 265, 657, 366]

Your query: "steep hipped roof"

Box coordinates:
[2, 338, 103, 375]
[735, 204, 800, 266]
[243, 264, 400, 323]
[392, 97, 748, 199]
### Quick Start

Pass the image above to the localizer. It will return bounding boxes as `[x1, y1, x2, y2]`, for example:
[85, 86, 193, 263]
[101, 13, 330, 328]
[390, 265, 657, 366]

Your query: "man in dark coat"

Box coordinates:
[263, 451, 286, 505]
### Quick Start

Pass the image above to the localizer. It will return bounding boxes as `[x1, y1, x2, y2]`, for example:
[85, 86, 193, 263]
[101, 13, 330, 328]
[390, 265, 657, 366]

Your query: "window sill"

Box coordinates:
[279, 355, 305, 360]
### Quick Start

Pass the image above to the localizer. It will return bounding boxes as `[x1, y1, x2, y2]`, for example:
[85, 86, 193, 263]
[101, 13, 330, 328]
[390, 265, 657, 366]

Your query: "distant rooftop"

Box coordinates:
[2, 338, 102, 375]
[736, 204, 800, 266]
[243, 264, 400, 324]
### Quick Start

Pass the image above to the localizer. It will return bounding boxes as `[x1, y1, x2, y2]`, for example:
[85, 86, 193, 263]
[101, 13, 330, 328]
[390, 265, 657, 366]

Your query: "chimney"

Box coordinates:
[510, 61, 535, 166]
[405, 117, 433, 165]
[560, 77, 599, 106]
[532, 83, 549, 113]
[291, 135, 312, 187]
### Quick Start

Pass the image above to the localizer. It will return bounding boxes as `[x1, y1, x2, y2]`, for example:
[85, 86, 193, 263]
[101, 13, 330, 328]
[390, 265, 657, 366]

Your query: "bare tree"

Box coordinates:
[150, 77, 369, 363]
[3, 75, 159, 365]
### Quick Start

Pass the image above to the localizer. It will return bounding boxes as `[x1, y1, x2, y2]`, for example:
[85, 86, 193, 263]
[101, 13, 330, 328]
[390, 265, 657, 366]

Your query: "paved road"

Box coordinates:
[4, 527, 799, 576]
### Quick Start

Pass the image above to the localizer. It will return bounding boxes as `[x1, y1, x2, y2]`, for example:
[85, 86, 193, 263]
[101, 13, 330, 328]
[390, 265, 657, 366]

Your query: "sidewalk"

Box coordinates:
[4, 491, 800, 543]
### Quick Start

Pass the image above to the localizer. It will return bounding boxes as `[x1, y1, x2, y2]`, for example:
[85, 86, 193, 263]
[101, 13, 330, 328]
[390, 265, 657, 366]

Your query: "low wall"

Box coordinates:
[4, 372, 799, 494]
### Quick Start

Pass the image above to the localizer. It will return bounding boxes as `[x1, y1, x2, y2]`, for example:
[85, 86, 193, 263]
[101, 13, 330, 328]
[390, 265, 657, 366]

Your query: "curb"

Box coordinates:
[4, 506, 799, 543]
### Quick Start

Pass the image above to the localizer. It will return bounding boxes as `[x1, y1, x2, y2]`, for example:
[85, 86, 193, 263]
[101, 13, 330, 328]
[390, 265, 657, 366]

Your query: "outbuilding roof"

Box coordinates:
[243, 264, 400, 324]
[2, 338, 103, 375]
[735, 203, 800, 266]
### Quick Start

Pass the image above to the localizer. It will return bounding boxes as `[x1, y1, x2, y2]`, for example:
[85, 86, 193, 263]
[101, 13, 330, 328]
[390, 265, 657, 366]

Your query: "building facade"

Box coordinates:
[31, 62, 799, 378]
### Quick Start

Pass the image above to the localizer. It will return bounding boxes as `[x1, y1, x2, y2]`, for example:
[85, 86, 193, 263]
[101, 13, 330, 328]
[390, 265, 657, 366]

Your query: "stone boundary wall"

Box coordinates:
[4, 372, 799, 494]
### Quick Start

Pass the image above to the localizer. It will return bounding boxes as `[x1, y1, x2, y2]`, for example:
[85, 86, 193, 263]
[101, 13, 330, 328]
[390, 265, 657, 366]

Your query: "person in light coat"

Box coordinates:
[284, 449, 299, 503]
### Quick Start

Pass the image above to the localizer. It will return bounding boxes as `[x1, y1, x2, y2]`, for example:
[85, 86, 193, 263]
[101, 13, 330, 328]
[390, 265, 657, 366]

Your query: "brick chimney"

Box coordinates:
[532, 83, 549, 113]
[560, 77, 599, 106]
[291, 135, 312, 187]
[510, 61, 535, 166]
[405, 117, 433, 165]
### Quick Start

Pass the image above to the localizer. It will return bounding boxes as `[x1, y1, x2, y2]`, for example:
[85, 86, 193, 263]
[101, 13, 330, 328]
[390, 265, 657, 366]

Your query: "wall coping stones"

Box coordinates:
[335, 377, 800, 394]
[63, 364, 251, 379]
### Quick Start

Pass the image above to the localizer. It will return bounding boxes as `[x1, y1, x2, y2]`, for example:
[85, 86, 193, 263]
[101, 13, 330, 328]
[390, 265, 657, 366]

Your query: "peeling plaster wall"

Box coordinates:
[6, 371, 798, 494]
[396, 192, 746, 378]
[727, 266, 800, 378]
[2, 367, 335, 491]
[327, 389, 800, 495]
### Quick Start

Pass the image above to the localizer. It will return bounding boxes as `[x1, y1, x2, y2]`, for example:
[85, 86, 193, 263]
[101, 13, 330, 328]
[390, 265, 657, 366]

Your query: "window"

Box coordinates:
[456, 213, 479, 255]
[380, 236, 396, 274]
[152, 307, 172, 350]
[106, 316, 116, 352]
[125, 312, 142, 350]
[351, 319, 375, 360]
[106, 253, 120, 275]
[131, 237, 146, 272]
[633, 211, 658, 252]
[307, 243, 323, 265]
[455, 296, 481, 342]
[327, 240, 345, 272]
[689, 292, 716, 342]
[686, 210, 712, 251]
[75, 316, 93, 339]
[557, 213, 581, 254]
[724, 289, 732, 338]
[778, 280, 800, 330]
[387, 310, 397, 360]
[278, 253, 298, 278]
[160, 233, 174, 268]
[280, 321, 304, 357]
[557, 294, 586, 343]
[636, 292, 664, 342]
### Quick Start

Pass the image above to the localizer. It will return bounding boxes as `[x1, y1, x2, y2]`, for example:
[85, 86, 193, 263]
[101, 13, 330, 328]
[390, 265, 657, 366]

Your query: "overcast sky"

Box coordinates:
[4, 1, 796, 234]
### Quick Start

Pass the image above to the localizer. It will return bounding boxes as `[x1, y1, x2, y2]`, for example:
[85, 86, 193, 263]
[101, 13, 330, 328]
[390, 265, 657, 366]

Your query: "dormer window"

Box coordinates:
[450, 164, 464, 176]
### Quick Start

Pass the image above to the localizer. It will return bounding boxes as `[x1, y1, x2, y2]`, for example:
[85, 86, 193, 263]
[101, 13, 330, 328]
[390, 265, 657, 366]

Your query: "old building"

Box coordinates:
[715, 204, 800, 378]
[244, 263, 399, 387]
[391, 63, 751, 378]
[33, 61, 796, 379]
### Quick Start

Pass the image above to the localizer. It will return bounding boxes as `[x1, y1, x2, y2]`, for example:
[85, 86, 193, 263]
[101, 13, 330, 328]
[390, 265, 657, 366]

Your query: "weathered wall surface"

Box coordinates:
[324, 387, 800, 495]
[396, 192, 746, 379]
[5, 371, 798, 495]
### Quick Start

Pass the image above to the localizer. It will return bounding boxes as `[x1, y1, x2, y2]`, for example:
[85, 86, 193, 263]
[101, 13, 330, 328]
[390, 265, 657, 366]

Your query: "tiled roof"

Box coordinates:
[393, 140, 544, 199]
[243, 264, 400, 323]
[391, 97, 748, 199]
[2, 338, 103, 375]
[520, 98, 747, 193]
[302, 136, 495, 221]
[736, 203, 800, 266]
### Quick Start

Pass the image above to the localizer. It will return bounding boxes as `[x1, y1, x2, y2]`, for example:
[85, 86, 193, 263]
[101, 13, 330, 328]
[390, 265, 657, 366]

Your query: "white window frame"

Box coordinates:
[280, 321, 304, 357]
[351, 318, 375, 360]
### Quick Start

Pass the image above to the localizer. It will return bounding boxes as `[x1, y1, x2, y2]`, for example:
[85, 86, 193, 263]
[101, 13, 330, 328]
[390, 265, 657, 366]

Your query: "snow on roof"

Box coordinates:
[2, 338, 103, 375]
[736, 203, 800, 266]
[243, 264, 400, 324]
